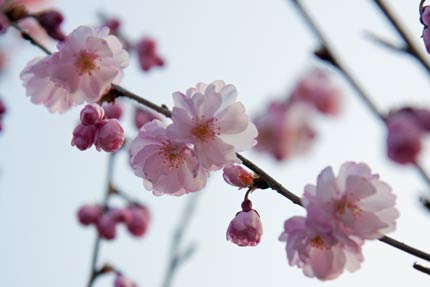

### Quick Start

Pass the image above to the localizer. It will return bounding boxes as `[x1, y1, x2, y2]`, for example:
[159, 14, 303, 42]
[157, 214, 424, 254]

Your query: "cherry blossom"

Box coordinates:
[134, 106, 161, 129]
[136, 37, 164, 72]
[223, 165, 253, 188]
[129, 120, 208, 196]
[77, 204, 102, 226]
[103, 101, 123, 120]
[114, 275, 138, 287]
[80, 103, 105, 126]
[94, 119, 125, 152]
[33, 9, 65, 41]
[71, 123, 97, 151]
[124, 204, 150, 237]
[167, 80, 258, 170]
[0, 97, 5, 132]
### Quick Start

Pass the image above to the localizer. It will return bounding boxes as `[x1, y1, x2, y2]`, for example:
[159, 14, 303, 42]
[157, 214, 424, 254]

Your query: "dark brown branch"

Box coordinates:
[364, 31, 408, 54]
[372, 0, 430, 75]
[413, 262, 430, 275]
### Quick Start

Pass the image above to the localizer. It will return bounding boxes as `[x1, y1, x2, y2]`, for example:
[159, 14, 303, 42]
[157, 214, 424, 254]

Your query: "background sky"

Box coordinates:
[1, 0, 430, 286]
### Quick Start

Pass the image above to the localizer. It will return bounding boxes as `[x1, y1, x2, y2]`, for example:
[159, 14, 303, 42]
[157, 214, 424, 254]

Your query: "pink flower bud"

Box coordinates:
[94, 119, 125, 152]
[96, 208, 126, 240]
[125, 205, 150, 237]
[226, 200, 263, 247]
[114, 275, 137, 287]
[223, 165, 253, 188]
[103, 17, 121, 35]
[0, 98, 6, 132]
[77, 204, 102, 226]
[71, 124, 97, 151]
[80, 104, 105, 126]
[136, 37, 164, 72]
[387, 113, 422, 164]
[134, 107, 160, 129]
[34, 10, 65, 41]
[421, 5, 430, 27]
[103, 102, 123, 120]
[0, 13, 9, 34]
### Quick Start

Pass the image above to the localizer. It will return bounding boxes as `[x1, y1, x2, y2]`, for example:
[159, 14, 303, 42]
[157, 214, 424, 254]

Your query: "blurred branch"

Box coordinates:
[364, 31, 407, 53]
[10, 19, 430, 268]
[372, 0, 430, 75]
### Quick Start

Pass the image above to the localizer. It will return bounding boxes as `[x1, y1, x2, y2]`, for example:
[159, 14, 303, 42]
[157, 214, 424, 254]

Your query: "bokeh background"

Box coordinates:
[1, 0, 430, 286]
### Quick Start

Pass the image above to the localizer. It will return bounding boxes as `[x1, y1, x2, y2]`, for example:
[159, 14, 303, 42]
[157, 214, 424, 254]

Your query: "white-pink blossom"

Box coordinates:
[129, 120, 208, 196]
[167, 81, 258, 170]
[303, 162, 399, 240]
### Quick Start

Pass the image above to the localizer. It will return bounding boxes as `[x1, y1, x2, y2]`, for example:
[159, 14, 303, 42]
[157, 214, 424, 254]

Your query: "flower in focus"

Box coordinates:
[279, 216, 363, 281]
[94, 119, 125, 152]
[290, 69, 342, 116]
[71, 123, 97, 151]
[254, 101, 316, 161]
[80, 103, 105, 126]
[134, 106, 161, 129]
[167, 81, 258, 170]
[223, 165, 253, 188]
[129, 120, 208, 196]
[226, 199, 263, 247]
[21, 25, 129, 113]
[103, 101, 123, 120]
[136, 37, 164, 72]
[303, 162, 399, 240]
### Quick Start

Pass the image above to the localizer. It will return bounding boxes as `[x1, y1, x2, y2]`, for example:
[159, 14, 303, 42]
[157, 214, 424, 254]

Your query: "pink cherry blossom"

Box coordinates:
[167, 81, 258, 170]
[71, 123, 97, 151]
[134, 107, 161, 129]
[223, 165, 253, 188]
[94, 119, 125, 152]
[103, 101, 123, 120]
[136, 37, 164, 72]
[279, 216, 363, 280]
[124, 204, 150, 237]
[290, 69, 342, 116]
[254, 101, 316, 161]
[386, 112, 422, 164]
[422, 6, 430, 53]
[114, 275, 137, 287]
[80, 103, 105, 126]
[77, 204, 102, 226]
[303, 162, 399, 240]
[226, 199, 263, 247]
[130, 120, 208, 196]
[33, 9, 65, 41]
[96, 208, 128, 240]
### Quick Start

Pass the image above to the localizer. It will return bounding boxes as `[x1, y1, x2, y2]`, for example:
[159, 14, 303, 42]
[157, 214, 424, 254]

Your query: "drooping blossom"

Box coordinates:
[130, 120, 208, 196]
[167, 81, 258, 170]
[103, 101, 123, 120]
[77, 204, 102, 226]
[80, 103, 105, 126]
[20, 25, 129, 113]
[71, 123, 97, 151]
[124, 204, 150, 237]
[303, 162, 399, 240]
[226, 199, 263, 247]
[33, 9, 65, 41]
[254, 101, 316, 161]
[114, 274, 138, 287]
[223, 165, 253, 188]
[94, 119, 125, 152]
[386, 112, 422, 164]
[136, 37, 164, 72]
[134, 106, 161, 129]
[290, 69, 342, 116]
[279, 216, 363, 280]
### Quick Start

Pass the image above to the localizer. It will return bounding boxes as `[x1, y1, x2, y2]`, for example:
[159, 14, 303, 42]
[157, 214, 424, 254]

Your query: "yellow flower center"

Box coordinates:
[75, 51, 98, 75]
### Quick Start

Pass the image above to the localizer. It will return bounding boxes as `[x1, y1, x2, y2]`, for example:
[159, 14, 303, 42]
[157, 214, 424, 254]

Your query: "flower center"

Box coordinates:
[160, 143, 185, 169]
[192, 120, 217, 142]
[335, 197, 362, 217]
[310, 236, 326, 249]
[75, 51, 98, 75]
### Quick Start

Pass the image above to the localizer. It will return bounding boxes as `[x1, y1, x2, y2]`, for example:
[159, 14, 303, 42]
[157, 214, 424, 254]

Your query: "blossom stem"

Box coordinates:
[372, 0, 430, 74]
[10, 22, 52, 55]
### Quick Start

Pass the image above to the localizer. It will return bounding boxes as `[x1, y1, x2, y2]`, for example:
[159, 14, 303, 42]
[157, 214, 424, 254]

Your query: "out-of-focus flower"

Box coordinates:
[134, 106, 161, 129]
[71, 123, 97, 151]
[290, 69, 342, 116]
[103, 101, 123, 120]
[129, 120, 208, 196]
[303, 162, 399, 241]
[94, 119, 125, 152]
[167, 81, 258, 170]
[254, 101, 316, 161]
[124, 204, 150, 237]
[96, 208, 128, 240]
[136, 37, 164, 72]
[226, 199, 263, 247]
[20, 25, 129, 113]
[77, 204, 102, 226]
[222, 165, 253, 188]
[103, 17, 121, 35]
[0, 97, 6, 132]
[386, 112, 422, 164]
[422, 5, 430, 53]
[33, 9, 65, 41]
[114, 274, 138, 287]
[80, 103, 105, 126]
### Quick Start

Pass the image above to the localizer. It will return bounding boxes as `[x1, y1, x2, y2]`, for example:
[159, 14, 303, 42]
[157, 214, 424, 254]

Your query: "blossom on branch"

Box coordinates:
[167, 80, 258, 170]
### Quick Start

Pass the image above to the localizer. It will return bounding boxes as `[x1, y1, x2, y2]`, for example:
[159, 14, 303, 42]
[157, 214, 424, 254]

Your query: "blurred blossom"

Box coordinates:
[77, 204, 102, 226]
[34, 9, 65, 41]
[124, 204, 150, 237]
[421, 5, 430, 53]
[0, 97, 6, 132]
[103, 101, 123, 120]
[114, 274, 138, 287]
[136, 37, 164, 72]
[134, 106, 161, 129]
[254, 101, 316, 161]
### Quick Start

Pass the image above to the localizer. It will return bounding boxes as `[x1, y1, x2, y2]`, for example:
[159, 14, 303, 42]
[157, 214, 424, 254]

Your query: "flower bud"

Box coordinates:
[114, 275, 138, 287]
[222, 165, 253, 188]
[71, 124, 97, 151]
[96, 208, 126, 240]
[34, 10, 65, 41]
[94, 119, 125, 152]
[103, 102, 123, 120]
[125, 204, 150, 237]
[77, 204, 102, 226]
[136, 37, 164, 72]
[80, 103, 105, 126]
[103, 17, 121, 35]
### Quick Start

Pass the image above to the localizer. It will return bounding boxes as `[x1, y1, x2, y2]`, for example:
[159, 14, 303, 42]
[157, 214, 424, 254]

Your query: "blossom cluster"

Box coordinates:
[386, 107, 430, 164]
[279, 162, 398, 280]
[20, 25, 129, 113]
[71, 103, 125, 152]
[254, 68, 342, 161]
[78, 203, 150, 240]
[129, 81, 258, 196]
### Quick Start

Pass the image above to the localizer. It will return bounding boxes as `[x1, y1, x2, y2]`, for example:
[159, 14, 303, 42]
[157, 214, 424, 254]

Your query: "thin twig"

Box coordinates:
[413, 262, 430, 275]
[372, 0, 430, 75]
[364, 31, 408, 54]
[10, 22, 52, 55]
[10, 18, 430, 267]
